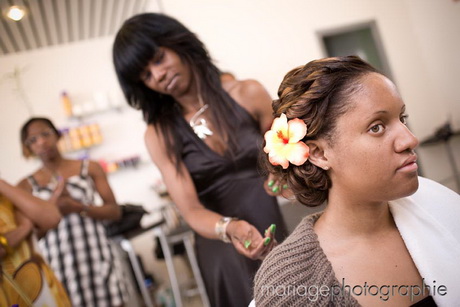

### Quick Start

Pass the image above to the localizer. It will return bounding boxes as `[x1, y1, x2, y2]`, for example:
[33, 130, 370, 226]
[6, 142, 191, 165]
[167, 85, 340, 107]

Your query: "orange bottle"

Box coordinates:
[61, 91, 73, 117]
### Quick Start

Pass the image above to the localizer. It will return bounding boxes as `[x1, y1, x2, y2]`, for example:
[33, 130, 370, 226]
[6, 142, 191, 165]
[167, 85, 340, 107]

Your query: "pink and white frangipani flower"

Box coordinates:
[263, 113, 310, 169]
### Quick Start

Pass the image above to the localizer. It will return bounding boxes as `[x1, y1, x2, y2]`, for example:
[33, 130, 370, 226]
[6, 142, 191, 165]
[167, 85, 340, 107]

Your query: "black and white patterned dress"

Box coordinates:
[28, 159, 126, 307]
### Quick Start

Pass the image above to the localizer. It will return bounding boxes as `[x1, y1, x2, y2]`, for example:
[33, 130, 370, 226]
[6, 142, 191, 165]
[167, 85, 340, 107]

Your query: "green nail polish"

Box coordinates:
[268, 180, 275, 187]
[282, 184, 288, 189]
[269, 224, 276, 234]
[244, 240, 252, 249]
[272, 186, 279, 193]
[264, 237, 271, 246]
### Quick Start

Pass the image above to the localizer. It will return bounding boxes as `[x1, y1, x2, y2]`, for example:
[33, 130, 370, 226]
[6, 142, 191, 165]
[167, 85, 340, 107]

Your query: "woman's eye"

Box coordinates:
[26, 136, 37, 145]
[153, 51, 164, 65]
[369, 124, 384, 134]
[141, 71, 151, 82]
[400, 114, 408, 125]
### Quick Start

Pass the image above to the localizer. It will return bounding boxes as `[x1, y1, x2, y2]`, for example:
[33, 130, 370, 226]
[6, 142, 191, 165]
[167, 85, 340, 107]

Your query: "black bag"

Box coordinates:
[154, 237, 186, 259]
[105, 204, 147, 237]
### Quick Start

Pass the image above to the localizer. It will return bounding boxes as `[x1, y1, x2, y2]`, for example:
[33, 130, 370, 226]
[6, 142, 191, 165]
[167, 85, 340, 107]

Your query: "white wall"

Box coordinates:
[1, 0, 459, 197]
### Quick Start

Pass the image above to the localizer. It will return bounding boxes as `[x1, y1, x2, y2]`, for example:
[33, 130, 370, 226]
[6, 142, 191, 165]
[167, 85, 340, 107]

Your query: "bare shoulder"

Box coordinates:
[144, 124, 164, 148]
[144, 124, 158, 138]
[144, 124, 171, 164]
[225, 79, 271, 119]
[87, 160, 105, 175]
[226, 79, 267, 100]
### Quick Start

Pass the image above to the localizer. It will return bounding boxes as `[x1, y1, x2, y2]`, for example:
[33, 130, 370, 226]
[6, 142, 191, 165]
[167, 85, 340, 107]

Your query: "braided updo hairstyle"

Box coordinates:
[264, 56, 378, 207]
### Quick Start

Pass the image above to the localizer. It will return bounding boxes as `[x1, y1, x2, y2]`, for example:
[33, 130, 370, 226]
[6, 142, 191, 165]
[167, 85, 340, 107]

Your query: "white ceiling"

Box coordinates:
[0, 0, 150, 56]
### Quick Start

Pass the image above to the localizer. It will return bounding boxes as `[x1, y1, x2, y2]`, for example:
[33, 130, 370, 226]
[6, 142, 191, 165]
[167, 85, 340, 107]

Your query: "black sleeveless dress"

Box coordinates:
[176, 101, 287, 307]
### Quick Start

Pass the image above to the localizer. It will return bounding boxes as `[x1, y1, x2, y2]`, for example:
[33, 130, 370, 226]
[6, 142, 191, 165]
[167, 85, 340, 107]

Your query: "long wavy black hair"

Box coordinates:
[113, 13, 237, 171]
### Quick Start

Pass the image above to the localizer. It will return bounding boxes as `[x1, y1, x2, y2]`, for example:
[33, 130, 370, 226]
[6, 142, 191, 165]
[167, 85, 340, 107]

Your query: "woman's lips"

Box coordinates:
[166, 75, 178, 92]
[397, 155, 418, 173]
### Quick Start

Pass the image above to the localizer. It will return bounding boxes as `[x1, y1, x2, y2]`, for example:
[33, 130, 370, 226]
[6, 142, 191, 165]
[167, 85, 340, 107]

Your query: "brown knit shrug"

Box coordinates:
[253, 212, 361, 306]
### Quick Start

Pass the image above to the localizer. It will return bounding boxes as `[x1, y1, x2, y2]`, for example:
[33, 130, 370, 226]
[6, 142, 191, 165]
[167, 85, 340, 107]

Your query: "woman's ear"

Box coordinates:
[306, 140, 329, 170]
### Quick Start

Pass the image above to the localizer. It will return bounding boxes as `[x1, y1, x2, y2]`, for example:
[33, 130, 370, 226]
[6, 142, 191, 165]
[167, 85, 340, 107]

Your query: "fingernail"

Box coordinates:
[244, 240, 252, 249]
[264, 237, 271, 246]
[268, 180, 274, 187]
[282, 184, 288, 189]
[269, 224, 276, 234]
[272, 186, 279, 193]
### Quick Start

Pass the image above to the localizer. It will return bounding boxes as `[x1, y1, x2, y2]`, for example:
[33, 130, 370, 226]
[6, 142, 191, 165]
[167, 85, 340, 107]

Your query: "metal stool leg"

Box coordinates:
[183, 233, 210, 307]
[156, 229, 184, 307]
[120, 239, 155, 307]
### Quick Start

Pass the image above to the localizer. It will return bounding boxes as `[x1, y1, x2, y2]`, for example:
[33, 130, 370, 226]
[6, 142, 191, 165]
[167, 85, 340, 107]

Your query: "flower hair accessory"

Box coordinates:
[263, 113, 310, 169]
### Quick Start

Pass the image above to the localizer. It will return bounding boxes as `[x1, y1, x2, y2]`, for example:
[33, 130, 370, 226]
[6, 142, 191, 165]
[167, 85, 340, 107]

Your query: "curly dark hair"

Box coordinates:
[263, 56, 378, 207]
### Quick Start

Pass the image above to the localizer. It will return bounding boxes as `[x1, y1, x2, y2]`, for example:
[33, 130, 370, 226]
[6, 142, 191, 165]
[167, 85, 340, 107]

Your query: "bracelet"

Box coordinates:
[0, 234, 13, 255]
[215, 217, 237, 243]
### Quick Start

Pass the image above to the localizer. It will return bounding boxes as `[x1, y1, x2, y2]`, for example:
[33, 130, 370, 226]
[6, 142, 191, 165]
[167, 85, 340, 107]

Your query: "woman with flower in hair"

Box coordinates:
[253, 56, 460, 306]
[113, 13, 286, 307]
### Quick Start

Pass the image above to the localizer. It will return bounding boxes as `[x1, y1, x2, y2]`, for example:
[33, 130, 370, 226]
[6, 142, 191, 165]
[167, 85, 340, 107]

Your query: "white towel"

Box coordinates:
[389, 176, 460, 307]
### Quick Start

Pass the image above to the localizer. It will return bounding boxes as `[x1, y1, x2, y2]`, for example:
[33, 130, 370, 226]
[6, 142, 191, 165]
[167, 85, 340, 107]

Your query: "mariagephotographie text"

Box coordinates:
[261, 279, 447, 302]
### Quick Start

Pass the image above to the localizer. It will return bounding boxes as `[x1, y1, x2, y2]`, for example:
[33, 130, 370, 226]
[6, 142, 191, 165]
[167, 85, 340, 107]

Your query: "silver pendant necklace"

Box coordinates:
[189, 104, 213, 139]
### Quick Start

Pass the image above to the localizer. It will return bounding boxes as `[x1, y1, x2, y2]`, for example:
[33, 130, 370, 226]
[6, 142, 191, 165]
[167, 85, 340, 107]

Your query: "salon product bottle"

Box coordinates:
[69, 127, 82, 151]
[79, 125, 92, 148]
[61, 91, 73, 117]
[89, 123, 103, 145]
[57, 128, 72, 153]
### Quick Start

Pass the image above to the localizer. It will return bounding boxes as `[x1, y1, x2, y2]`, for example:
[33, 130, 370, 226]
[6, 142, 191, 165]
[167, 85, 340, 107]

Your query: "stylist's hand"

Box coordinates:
[227, 220, 277, 260]
[264, 173, 293, 198]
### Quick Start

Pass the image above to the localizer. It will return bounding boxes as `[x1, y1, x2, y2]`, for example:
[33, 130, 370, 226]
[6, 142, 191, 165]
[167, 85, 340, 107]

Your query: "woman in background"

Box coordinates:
[0, 177, 71, 306]
[113, 13, 286, 306]
[253, 56, 460, 306]
[17, 117, 126, 307]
